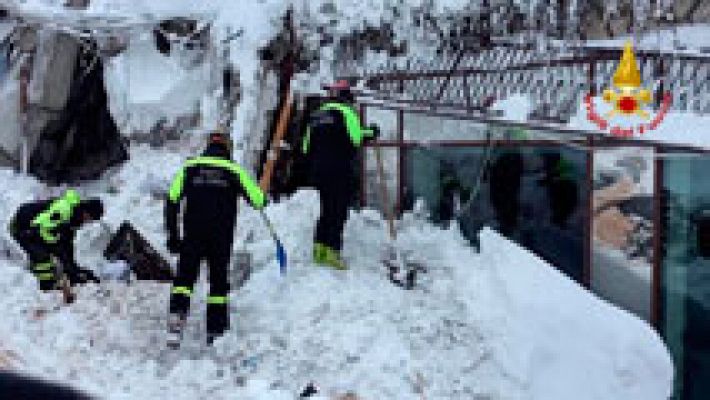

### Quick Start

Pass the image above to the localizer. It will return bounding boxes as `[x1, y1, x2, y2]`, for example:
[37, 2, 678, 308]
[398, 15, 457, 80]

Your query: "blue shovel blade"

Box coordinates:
[276, 239, 287, 275]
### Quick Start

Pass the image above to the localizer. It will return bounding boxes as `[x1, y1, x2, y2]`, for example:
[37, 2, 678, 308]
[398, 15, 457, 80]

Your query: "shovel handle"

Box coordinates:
[374, 145, 397, 240]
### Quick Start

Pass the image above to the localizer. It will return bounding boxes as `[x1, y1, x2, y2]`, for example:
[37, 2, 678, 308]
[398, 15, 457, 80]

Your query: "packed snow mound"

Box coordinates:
[0, 149, 672, 399]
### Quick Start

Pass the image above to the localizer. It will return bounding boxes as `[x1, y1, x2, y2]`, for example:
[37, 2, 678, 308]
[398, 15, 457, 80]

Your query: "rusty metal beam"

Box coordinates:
[584, 136, 594, 288]
[357, 102, 710, 154]
[652, 148, 663, 330]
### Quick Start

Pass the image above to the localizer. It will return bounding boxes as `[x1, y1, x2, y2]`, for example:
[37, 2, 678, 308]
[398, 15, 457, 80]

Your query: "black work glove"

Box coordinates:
[365, 124, 380, 142]
[167, 236, 182, 254]
[369, 124, 380, 138]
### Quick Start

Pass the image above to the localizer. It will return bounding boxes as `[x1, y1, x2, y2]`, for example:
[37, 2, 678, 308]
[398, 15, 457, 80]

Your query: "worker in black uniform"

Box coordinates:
[301, 80, 377, 269]
[540, 152, 579, 228]
[165, 132, 266, 346]
[8, 189, 102, 291]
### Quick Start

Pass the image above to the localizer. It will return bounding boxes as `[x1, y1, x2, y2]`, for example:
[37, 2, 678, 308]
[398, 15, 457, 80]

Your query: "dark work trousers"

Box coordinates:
[169, 235, 231, 335]
[489, 152, 523, 237]
[547, 178, 579, 228]
[10, 228, 57, 291]
[314, 176, 354, 251]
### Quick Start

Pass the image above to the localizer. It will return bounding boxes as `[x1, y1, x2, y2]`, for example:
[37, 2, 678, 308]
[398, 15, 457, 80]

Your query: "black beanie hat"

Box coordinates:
[78, 198, 104, 220]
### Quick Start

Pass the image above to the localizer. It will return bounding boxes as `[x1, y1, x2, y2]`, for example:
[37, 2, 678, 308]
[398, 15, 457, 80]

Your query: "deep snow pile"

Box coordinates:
[0, 145, 673, 399]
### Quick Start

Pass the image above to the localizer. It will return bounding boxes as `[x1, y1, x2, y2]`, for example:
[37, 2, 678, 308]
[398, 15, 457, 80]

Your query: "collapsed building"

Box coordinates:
[0, 7, 241, 183]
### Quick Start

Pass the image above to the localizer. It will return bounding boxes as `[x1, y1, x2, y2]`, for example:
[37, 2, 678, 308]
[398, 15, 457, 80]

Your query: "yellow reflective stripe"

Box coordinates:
[302, 126, 311, 154]
[168, 167, 186, 203]
[30, 190, 81, 244]
[319, 102, 365, 147]
[207, 296, 228, 305]
[32, 262, 53, 271]
[172, 286, 192, 296]
[36, 272, 55, 281]
[184, 157, 266, 209]
[38, 227, 58, 244]
[63, 189, 80, 206]
[362, 127, 374, 138]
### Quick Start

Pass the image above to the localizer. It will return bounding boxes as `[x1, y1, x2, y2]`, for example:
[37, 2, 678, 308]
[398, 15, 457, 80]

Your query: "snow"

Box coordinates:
[491, 94, 533, 122]
[103, 34, 214, 135]
[586, 24, 710, 53]
[0, 1, 680, 398]
[568, 95, 710, 150]
[0, 143, 673, 399]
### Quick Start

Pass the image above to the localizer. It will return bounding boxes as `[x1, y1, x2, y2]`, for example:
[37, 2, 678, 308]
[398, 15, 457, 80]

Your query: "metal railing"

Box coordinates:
[341, 44, 710, 124]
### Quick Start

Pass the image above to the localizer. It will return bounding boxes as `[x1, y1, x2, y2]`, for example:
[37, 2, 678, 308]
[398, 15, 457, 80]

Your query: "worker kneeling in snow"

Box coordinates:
[302, 80, 378, 270]
[8, 189, 102, 291]
[165, 132, 266, 346]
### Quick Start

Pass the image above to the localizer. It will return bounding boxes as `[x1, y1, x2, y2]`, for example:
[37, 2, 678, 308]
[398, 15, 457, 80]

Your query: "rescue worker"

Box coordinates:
[165, 131, 266, 346]
[301, 80, 378, 269]
[540, 152, 579, 228]
[489, 151, 524, 237]
[8, 189, 102, 291]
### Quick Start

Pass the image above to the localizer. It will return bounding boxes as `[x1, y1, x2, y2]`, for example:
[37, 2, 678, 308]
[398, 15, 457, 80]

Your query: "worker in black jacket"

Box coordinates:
[8, 189, 102, 291]
[165, 132, 266, 346]
[301, 80, 377, 269]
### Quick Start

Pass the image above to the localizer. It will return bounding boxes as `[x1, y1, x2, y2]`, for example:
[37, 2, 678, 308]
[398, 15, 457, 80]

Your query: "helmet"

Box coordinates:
[206, 131, 233, 159]
[323, 80, 354, 103]
[323, 80, 351, 91]
[208, 131, 232, 147]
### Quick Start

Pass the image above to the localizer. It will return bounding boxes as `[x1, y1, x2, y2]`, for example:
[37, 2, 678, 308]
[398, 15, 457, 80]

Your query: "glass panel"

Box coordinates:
[591, 147, 654, 322]
[402, 144, 588, 283]
[363, 108, 399, 141]
[661, 153, 710, 400]
[363, 147, 399, 216]
[404, 114, 489, 141]
[401, 111, 588, 142]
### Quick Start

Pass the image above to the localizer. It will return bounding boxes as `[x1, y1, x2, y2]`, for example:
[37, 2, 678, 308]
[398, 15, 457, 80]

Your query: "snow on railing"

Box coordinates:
[337, 44, 710, 124]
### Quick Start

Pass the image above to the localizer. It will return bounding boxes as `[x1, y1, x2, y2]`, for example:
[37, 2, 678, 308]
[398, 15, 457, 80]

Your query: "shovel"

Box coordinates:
[373, 145, 416, 289]
[259, 210, 287, 275]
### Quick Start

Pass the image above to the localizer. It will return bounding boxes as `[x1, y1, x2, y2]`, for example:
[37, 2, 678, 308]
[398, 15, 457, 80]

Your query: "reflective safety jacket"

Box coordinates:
[10, 190, 83, 270]
[24, 190, 82, 244]
[165, 144, 266, 242]
[301, 102, 374, 155]
[301, 102, 374, 186]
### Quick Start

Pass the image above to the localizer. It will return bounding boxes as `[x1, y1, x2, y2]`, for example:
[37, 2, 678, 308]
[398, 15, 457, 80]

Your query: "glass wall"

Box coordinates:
[402, 143, 589, 284]
[592, 148, 654, 322]
[661, 154, 710, 400]
[361, 105, 710, 399]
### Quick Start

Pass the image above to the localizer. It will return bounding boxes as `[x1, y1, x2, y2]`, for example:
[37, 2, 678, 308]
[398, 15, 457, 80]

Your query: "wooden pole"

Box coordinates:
[258, 90, 293, 193]
[19, 57, 30, 174]
[258, 7, 296, 193]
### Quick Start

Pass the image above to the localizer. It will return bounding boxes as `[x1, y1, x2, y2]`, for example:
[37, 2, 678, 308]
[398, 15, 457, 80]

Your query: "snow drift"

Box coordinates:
[0, 145, 673, 399]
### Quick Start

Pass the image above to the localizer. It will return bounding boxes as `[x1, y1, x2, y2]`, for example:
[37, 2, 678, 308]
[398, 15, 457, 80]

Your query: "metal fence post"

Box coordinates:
[652, 147, 663, 330]
[19, 57, 30, 174]
[360, 103, 367, 208]
[584, 135, 594, 288]
[397, 109, 404, 216]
